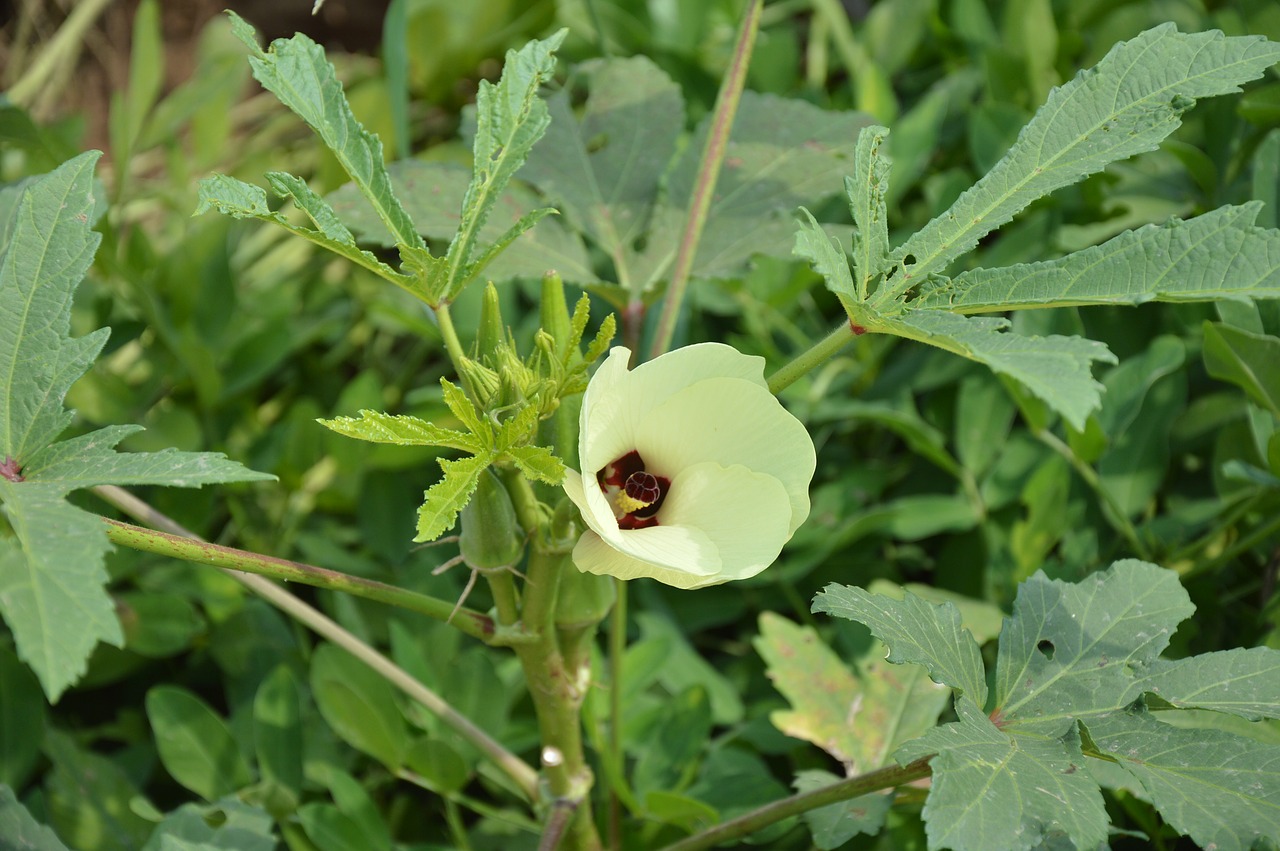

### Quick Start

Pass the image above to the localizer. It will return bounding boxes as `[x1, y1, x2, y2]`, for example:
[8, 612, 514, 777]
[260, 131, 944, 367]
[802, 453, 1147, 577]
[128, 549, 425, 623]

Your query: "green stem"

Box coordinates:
[513, 546, 602, 851]
[92, 485, 540, 802]
[767, 321, 858, 395]
[607, 578, 627, 846]
[658, 758, 933, 851]
[103, 518, 495, 643]
[435, 301, 473, 389]
[647, 0, 763, 360]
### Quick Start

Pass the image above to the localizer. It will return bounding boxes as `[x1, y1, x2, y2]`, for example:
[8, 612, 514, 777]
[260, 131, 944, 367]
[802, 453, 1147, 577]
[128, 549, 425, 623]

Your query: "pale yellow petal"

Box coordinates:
[659, 461, 792, 583]
[579, 344, 769, 475]
[635, 378, 815, 533]
[572, 531, 723, 589]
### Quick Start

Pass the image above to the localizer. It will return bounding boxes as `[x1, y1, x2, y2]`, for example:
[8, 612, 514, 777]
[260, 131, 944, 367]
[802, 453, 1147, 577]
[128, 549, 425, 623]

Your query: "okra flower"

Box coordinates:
[562, 344, 816, 589]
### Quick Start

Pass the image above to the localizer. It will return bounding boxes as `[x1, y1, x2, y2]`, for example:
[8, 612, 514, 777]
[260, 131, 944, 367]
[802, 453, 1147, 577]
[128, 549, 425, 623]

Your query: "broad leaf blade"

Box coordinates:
[1086, 711, 1280, 851]
[227, 13, 424, 253]
[317, 411, 480, 453]
[894, 698, 1109, 851]
[0, 151, 105, 463]
[21, 425, 275, 489]
[915, 204, 1280, 313]
[521, 56, 685, 278]
[993, 560, 1195, 734]
[1136, 647, 1280, 721]
[0, 484, 122, 702]
[880, 310, 1116, 430]
[813, 583, 987, 707]
[879, 26, 1280, 303]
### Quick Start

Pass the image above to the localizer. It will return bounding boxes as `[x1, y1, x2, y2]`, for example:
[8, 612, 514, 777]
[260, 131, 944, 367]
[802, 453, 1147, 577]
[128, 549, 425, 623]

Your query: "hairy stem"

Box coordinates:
[103, 518, 495, 642]
[646, 0, 762, 360]
[91, 485, 540, 802]
[767, 320, 859, 395]
[658, 758, 933, 851]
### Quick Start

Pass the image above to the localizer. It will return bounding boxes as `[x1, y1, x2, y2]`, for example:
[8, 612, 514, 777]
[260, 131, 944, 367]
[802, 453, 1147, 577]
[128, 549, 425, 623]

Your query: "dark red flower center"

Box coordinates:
[597, 450, 670, 530]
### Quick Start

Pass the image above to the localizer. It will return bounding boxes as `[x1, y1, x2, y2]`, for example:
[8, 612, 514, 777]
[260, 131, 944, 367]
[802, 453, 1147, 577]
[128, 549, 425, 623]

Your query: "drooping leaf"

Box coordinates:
[914, 204, 1280, 313]
[877, 25, 1280, 303]
[881, 310, 1117, 430]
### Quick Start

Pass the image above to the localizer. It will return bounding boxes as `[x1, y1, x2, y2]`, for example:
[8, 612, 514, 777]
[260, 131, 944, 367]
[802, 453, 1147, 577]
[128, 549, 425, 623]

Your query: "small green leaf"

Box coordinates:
[848, 125, 891, 298]
[318, 410, 481, 453]
[439, 379, 491, 444]
[310, 644, 408, 772]
[414, 453, 491, 543]
[505, 444, 565, 485]
[146, 685, 255, 801]
[813, 583, 988, 708]
[1203, 322, 1280, 417]
[297, 803, 370, 851]
[794, 209, 856, 305]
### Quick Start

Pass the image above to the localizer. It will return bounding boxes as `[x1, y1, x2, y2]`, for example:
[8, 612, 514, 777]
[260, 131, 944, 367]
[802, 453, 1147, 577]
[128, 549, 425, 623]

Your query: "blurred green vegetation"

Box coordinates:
[3, 0, 1280, 848]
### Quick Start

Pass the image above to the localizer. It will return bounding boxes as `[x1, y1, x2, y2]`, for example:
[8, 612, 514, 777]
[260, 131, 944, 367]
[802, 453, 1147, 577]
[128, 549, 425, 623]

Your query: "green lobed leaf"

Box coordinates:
[0, 151, 105, 463]
[877, 25, 1280, 304]
[756, 613, 948, 773]
[1085, 711, 1280, 851]
[414, 453, 492, 543]
[505, 444, 564, 485]
[432, 30, 567, 302]
[812, 583, 987, 708]
[881, 310, 1117, 430]
[914, 204, 1280, 313]
[317, 410, 481, 453]
[0, 783, 70, 851]
[993, 560, 1196, 734]
[895, 698, 1109, 851]
[195, 174, 411, 289]
[21, 424, 275, 489]
[226, 12, 424, 253]
[146, 686, 254, 802]
[1202, 321, 1280, 417]
[847, 125, 892, 299]
[794, 209, 856, 306]
[0, 484, 122, 702]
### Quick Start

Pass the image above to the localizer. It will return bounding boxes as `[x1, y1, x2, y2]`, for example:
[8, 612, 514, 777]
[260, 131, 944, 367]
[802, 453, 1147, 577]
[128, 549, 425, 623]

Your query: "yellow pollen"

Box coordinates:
[615, 491, 654, 514]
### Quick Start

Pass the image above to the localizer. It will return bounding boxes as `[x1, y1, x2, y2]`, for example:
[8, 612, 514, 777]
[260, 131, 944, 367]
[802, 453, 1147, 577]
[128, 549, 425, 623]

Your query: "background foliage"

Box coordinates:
[3, 0, 1280, 849]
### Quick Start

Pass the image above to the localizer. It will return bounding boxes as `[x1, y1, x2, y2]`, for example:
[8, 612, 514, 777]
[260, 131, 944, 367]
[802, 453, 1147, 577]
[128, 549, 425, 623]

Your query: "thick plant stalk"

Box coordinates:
[646, 0, 763, 361]
[92, 484, 541, 803]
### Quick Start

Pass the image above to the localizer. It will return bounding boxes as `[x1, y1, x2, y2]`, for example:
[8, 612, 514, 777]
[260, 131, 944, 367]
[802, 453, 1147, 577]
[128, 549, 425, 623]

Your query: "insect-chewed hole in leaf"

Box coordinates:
[902, 254, 916, 266]
[630, 232, 647, 252]
[1036, 639, 1055, 660]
